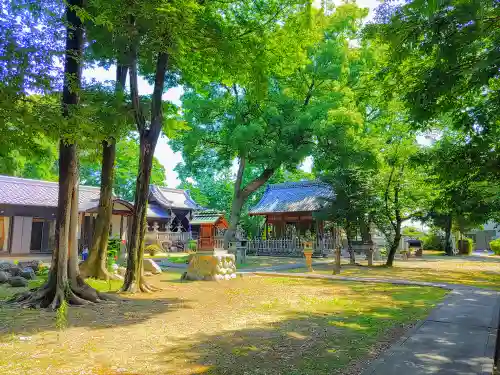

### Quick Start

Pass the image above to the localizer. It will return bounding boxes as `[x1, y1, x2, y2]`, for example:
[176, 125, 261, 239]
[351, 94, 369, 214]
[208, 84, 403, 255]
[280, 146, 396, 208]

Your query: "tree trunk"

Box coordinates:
[79, 139, 116, 279]
[345, 221, 355, 265]
[80, 64, 128, 280]
[121, 137, 156, 292]
[15, 0, 116, 308]
[224, 157, 275, 247]
[444, 214, 453, 256]
[121, 49, 168, 293]
[224, 156, 246, 247]
[386, 219, 401, 267]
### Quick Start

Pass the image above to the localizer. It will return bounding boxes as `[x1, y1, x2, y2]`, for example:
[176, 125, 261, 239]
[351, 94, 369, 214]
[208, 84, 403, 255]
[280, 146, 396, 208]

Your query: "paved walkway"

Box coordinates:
[248, 271, 500, 375]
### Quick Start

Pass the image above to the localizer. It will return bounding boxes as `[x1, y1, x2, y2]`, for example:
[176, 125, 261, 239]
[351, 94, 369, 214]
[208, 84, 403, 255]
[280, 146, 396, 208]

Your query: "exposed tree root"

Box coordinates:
[120, 277, 161, 294]
[13, 276, 120, 310]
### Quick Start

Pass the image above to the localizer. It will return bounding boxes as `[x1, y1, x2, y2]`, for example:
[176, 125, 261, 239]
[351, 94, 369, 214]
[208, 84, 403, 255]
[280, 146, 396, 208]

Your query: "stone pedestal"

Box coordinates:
[228, 240, 247, 266]
[184, 250, 237, 281]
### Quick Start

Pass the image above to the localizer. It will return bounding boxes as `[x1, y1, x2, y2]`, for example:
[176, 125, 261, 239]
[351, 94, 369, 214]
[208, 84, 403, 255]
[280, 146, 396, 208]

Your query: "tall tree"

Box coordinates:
[79, 65, 129, 280]
[173, 4, 368, 246]
[16, 0, 111, 308]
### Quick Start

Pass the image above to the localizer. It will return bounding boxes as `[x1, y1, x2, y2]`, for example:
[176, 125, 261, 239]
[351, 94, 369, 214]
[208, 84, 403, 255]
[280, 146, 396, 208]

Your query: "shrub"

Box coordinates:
[422, 234, 444, 251]
[145, 244, 162, 256]
[490, 238, 500, 255]
[188, 239, 198, 252]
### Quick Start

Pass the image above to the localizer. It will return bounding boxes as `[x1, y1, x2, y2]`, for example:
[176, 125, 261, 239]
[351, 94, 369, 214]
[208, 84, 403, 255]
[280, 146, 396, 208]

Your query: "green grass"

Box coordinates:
[145, 252, 190, 263]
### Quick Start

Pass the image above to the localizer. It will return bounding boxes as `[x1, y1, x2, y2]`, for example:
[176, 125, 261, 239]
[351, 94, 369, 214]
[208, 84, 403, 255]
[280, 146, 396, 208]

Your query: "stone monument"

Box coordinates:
[184, 239, 237, 281]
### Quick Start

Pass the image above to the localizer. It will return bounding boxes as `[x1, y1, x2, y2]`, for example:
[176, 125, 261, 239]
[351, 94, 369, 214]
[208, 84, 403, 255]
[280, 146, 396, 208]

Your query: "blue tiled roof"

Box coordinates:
[249, 181, 334, 215]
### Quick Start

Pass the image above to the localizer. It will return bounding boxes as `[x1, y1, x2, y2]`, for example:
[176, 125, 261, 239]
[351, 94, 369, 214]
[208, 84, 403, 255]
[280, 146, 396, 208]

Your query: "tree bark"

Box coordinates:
[224, 156, 275, 247]
[15, 0, 116, 308]
[386, 219, 401, 267]
[121, 48, 168, 293]
[122, 137, 155, 292]
[80, 64, 128, 280]
[444, 214, 453, 256]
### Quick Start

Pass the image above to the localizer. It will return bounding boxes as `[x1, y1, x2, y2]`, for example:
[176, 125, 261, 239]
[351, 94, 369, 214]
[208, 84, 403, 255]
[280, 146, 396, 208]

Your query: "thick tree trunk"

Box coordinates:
[80, 139, 116, 279]
[224, 157, 275, 247]
[444, 214, 453, 256]
[386, 220, 401, 267]
[80, 64, 128, 280]
[15, 0, 115, 308]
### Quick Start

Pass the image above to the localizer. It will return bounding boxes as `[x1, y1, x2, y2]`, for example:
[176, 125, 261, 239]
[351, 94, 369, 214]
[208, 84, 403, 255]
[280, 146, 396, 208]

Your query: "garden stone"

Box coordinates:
[0, 271, 9, 283]
[0, 261, 14, 271]
[20, 267, 36, 280]
[18, 260, 43, 272]
[7, 266, 22, 277]
[143, 259, 162, 274]
[8, 276, 28, 287]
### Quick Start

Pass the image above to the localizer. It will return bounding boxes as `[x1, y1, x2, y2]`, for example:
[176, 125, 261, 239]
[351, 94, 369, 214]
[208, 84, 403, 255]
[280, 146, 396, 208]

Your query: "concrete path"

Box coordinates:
[247, 271, 500, 375]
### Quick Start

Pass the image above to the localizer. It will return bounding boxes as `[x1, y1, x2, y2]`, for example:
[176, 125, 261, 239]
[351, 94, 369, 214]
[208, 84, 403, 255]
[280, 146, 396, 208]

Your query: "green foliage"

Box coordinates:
[187, 240, 198, 252]
[80, 138, 166, 201]
[402, 226, 425, 239]
[490, 239, 500, 255]
[107, 237, 121, 269]
[422, 233, 444, 251]
[145, 244, 162, 257]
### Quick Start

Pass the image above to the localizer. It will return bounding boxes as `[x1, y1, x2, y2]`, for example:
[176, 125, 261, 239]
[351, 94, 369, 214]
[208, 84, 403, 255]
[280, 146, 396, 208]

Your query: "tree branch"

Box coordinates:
[148, 52, 169, 143]
[384, 165, 397, 231]
[241, 168, 275, 199]
[128, 32, 146, 133]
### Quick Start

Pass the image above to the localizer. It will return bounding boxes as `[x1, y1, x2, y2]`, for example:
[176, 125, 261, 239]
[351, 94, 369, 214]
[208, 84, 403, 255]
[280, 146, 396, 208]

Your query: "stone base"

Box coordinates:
[185, 251, 237, 281]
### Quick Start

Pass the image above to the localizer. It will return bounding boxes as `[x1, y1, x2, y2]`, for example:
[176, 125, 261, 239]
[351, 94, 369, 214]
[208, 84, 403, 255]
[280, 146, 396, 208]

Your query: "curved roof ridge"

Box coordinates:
[268, 180, 328, 190]
[0, 174, 100, 191]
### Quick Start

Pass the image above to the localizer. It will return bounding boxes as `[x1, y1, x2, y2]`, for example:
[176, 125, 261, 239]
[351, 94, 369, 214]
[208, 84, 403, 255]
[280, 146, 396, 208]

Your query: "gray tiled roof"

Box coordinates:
[149, 185, 203, 210]
[0, 175, 101, 211]
[249, 181, 334, 215]
[147, 203, 171, 219]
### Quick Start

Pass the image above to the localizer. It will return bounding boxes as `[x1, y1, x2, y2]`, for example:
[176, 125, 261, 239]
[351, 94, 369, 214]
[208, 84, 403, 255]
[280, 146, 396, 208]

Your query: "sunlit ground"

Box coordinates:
[0, 271, 446, 375]
[288, 256, 500, 290]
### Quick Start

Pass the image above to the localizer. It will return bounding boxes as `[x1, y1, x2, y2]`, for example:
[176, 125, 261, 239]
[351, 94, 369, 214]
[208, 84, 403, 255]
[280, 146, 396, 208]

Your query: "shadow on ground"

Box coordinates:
[153, 282, 446, 375]
[0, 295, 191, 338]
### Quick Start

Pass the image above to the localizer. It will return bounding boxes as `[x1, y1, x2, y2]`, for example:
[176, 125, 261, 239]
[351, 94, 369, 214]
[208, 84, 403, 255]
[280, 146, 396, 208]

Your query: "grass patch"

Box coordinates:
[145, 252, 190, 263]
[0, 272, 445, 375]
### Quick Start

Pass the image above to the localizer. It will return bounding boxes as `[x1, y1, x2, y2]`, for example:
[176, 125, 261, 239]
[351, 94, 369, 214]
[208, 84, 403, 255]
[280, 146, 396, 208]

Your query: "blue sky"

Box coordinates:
[84, 0, 381, 187]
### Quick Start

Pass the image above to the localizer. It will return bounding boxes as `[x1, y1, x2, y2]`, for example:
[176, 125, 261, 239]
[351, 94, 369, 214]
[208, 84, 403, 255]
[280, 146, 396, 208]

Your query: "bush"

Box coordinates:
[457, 238, 474, 255]
[422, 234, 444, 251]
[490, 238, 500, 255]
[145, 244, 162, 256]
[188, 239, 198, 252]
